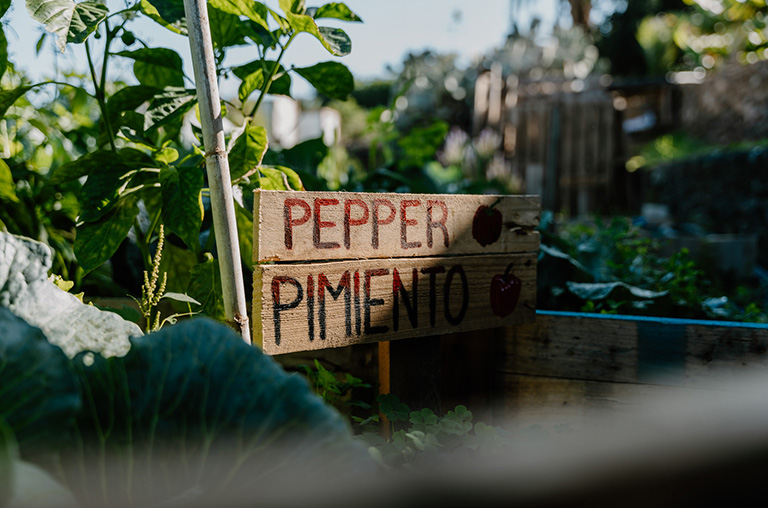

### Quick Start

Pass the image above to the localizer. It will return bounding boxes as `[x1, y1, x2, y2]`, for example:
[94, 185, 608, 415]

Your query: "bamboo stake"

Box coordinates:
[183, 0, 251, 342]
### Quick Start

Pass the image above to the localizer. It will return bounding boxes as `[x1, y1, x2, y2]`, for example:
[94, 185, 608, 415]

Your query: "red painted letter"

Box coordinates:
[344, 199, 369, 249]
[313, 198, 340, 249]
[400, 199, 421, 249]
[284, 199, 311, 249]
[372, 199, 396, 249]
[427, 200, 449, 249]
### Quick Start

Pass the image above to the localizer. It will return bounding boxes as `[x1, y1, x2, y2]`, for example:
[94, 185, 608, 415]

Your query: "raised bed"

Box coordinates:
[494, 310, 768, 429]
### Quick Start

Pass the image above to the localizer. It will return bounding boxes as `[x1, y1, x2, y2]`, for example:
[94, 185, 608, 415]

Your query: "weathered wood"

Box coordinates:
[388, 336, 443, 414]
[496, 311, 768, 389]
[254, 253, 537, 354]
[493, 372, 715, 431]
[253, 190, 540, 262]
[440, 329, 497, 423]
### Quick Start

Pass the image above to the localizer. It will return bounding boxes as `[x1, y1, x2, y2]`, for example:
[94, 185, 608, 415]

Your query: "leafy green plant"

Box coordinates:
[360, 394, 512, 470]
[0, 306, 367, 507]
[538, 214, 767, 321]
[299, 359, 376, 430]
[1, 0, 360, 322]
[132, 225, 200, 331]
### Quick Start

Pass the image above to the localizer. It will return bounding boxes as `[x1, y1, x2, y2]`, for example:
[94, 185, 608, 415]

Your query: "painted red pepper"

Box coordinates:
[490, 262, 521, 318]
[472, 201, 503, 247]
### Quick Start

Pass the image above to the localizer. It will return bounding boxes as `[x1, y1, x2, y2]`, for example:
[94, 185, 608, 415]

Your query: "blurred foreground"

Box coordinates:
[9, 370, 768, 508]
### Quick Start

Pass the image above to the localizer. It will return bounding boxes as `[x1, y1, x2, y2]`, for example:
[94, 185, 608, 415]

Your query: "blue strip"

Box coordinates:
[536, 310, 768, 331]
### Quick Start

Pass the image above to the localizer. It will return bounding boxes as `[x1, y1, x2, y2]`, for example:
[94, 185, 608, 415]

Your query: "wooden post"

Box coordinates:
[183, 0, 250, 341]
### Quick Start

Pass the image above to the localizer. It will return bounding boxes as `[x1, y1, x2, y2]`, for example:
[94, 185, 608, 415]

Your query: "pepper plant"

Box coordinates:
[0, 0, 359, 319]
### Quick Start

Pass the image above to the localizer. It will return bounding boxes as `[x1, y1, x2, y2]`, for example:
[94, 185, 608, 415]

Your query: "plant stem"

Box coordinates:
[146, 207, 163, 248]
[183, 0, 251, 342]
[85, 38, 116, 152]
[247, 34, 295, 119]
[99, 20, 112, 97]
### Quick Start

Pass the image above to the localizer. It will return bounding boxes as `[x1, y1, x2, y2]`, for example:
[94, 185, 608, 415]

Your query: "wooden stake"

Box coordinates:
[183, 0, 250, 342]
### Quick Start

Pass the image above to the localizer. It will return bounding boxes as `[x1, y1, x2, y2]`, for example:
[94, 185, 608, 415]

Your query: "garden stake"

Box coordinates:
[183, 0, 250, 342]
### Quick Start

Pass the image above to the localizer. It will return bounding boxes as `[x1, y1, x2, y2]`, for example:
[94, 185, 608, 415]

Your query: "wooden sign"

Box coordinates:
[253, 190, 540, 262]
[253, 191, 540, 355]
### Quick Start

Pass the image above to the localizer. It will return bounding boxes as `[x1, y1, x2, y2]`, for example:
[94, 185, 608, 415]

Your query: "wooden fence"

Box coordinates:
[474, 74, 623, 215]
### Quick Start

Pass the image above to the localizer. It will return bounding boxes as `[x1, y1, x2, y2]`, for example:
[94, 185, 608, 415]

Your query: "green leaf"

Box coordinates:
[35, 31, 46, 54]
[309, 3, 362, 22]
[154, 146, 178, 165]
[186, 254, 225, 321]
[262, 136, 328, 175]
[234, 200, 253, 270]
[258, 166, 304, 191]
[238, 68, 265, 103]
[79, 168, 131, 222]
[160, 292, 200, 305]
[74, 196, 139, 273]
[159, 164, 203, 251]
[377, 394, 410, 422]
[66, 1, 108, 45]
[294, 61, 353, 100]
[0, 86, 32, 120]
[0, 159, 18, 203]
[243, 20, 280, 48]
[0, 0, 10, 18]
[77, 149, 156, 221]
[234, 60, 291, 101]
[208, 6, 249, 50]
[0, 307, 81, 457]
[117, 48, 185, 89]
[26, 0, 75, 51]
[316, 26, 351, 56]
[26, 0, 106, 51]
[56, 318, 364, 506]
[139, 0, 187, 35]
[229, 124, 268, 182]
[144, 88, 197, 133]
[278, 0, 351, 56]
[0, 26, 7, 82]
[565, 281, 669, 302]
[157, 241, 198, 294]
[208, 0, 269, 29]
[50, 149, 116, 184]
[108, 85, 161, 113]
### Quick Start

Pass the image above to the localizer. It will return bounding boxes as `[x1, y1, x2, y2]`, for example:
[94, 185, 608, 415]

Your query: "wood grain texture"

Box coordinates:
[254, 253, 537, 354]
[253, 190, 540, 262]
[493, 372, 711, 431]
[496, 312, 768, 389]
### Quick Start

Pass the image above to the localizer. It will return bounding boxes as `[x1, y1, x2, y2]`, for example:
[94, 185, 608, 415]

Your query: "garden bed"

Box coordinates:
[493, 310, 768, 430]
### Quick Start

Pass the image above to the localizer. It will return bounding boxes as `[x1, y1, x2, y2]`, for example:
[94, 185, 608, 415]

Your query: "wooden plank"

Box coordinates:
[253, 190, 540, 262]
[254, 253, 537, 354]
[496, 311, 768, 389]
[493, 372, 716, 431]
[388, 336, 443, 414]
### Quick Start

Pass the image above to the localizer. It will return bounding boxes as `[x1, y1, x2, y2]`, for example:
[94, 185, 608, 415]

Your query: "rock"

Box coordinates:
[0, 233, 142, 357]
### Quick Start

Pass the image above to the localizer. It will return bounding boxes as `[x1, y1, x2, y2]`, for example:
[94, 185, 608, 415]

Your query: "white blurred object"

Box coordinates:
[8, 461, 77, 508]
